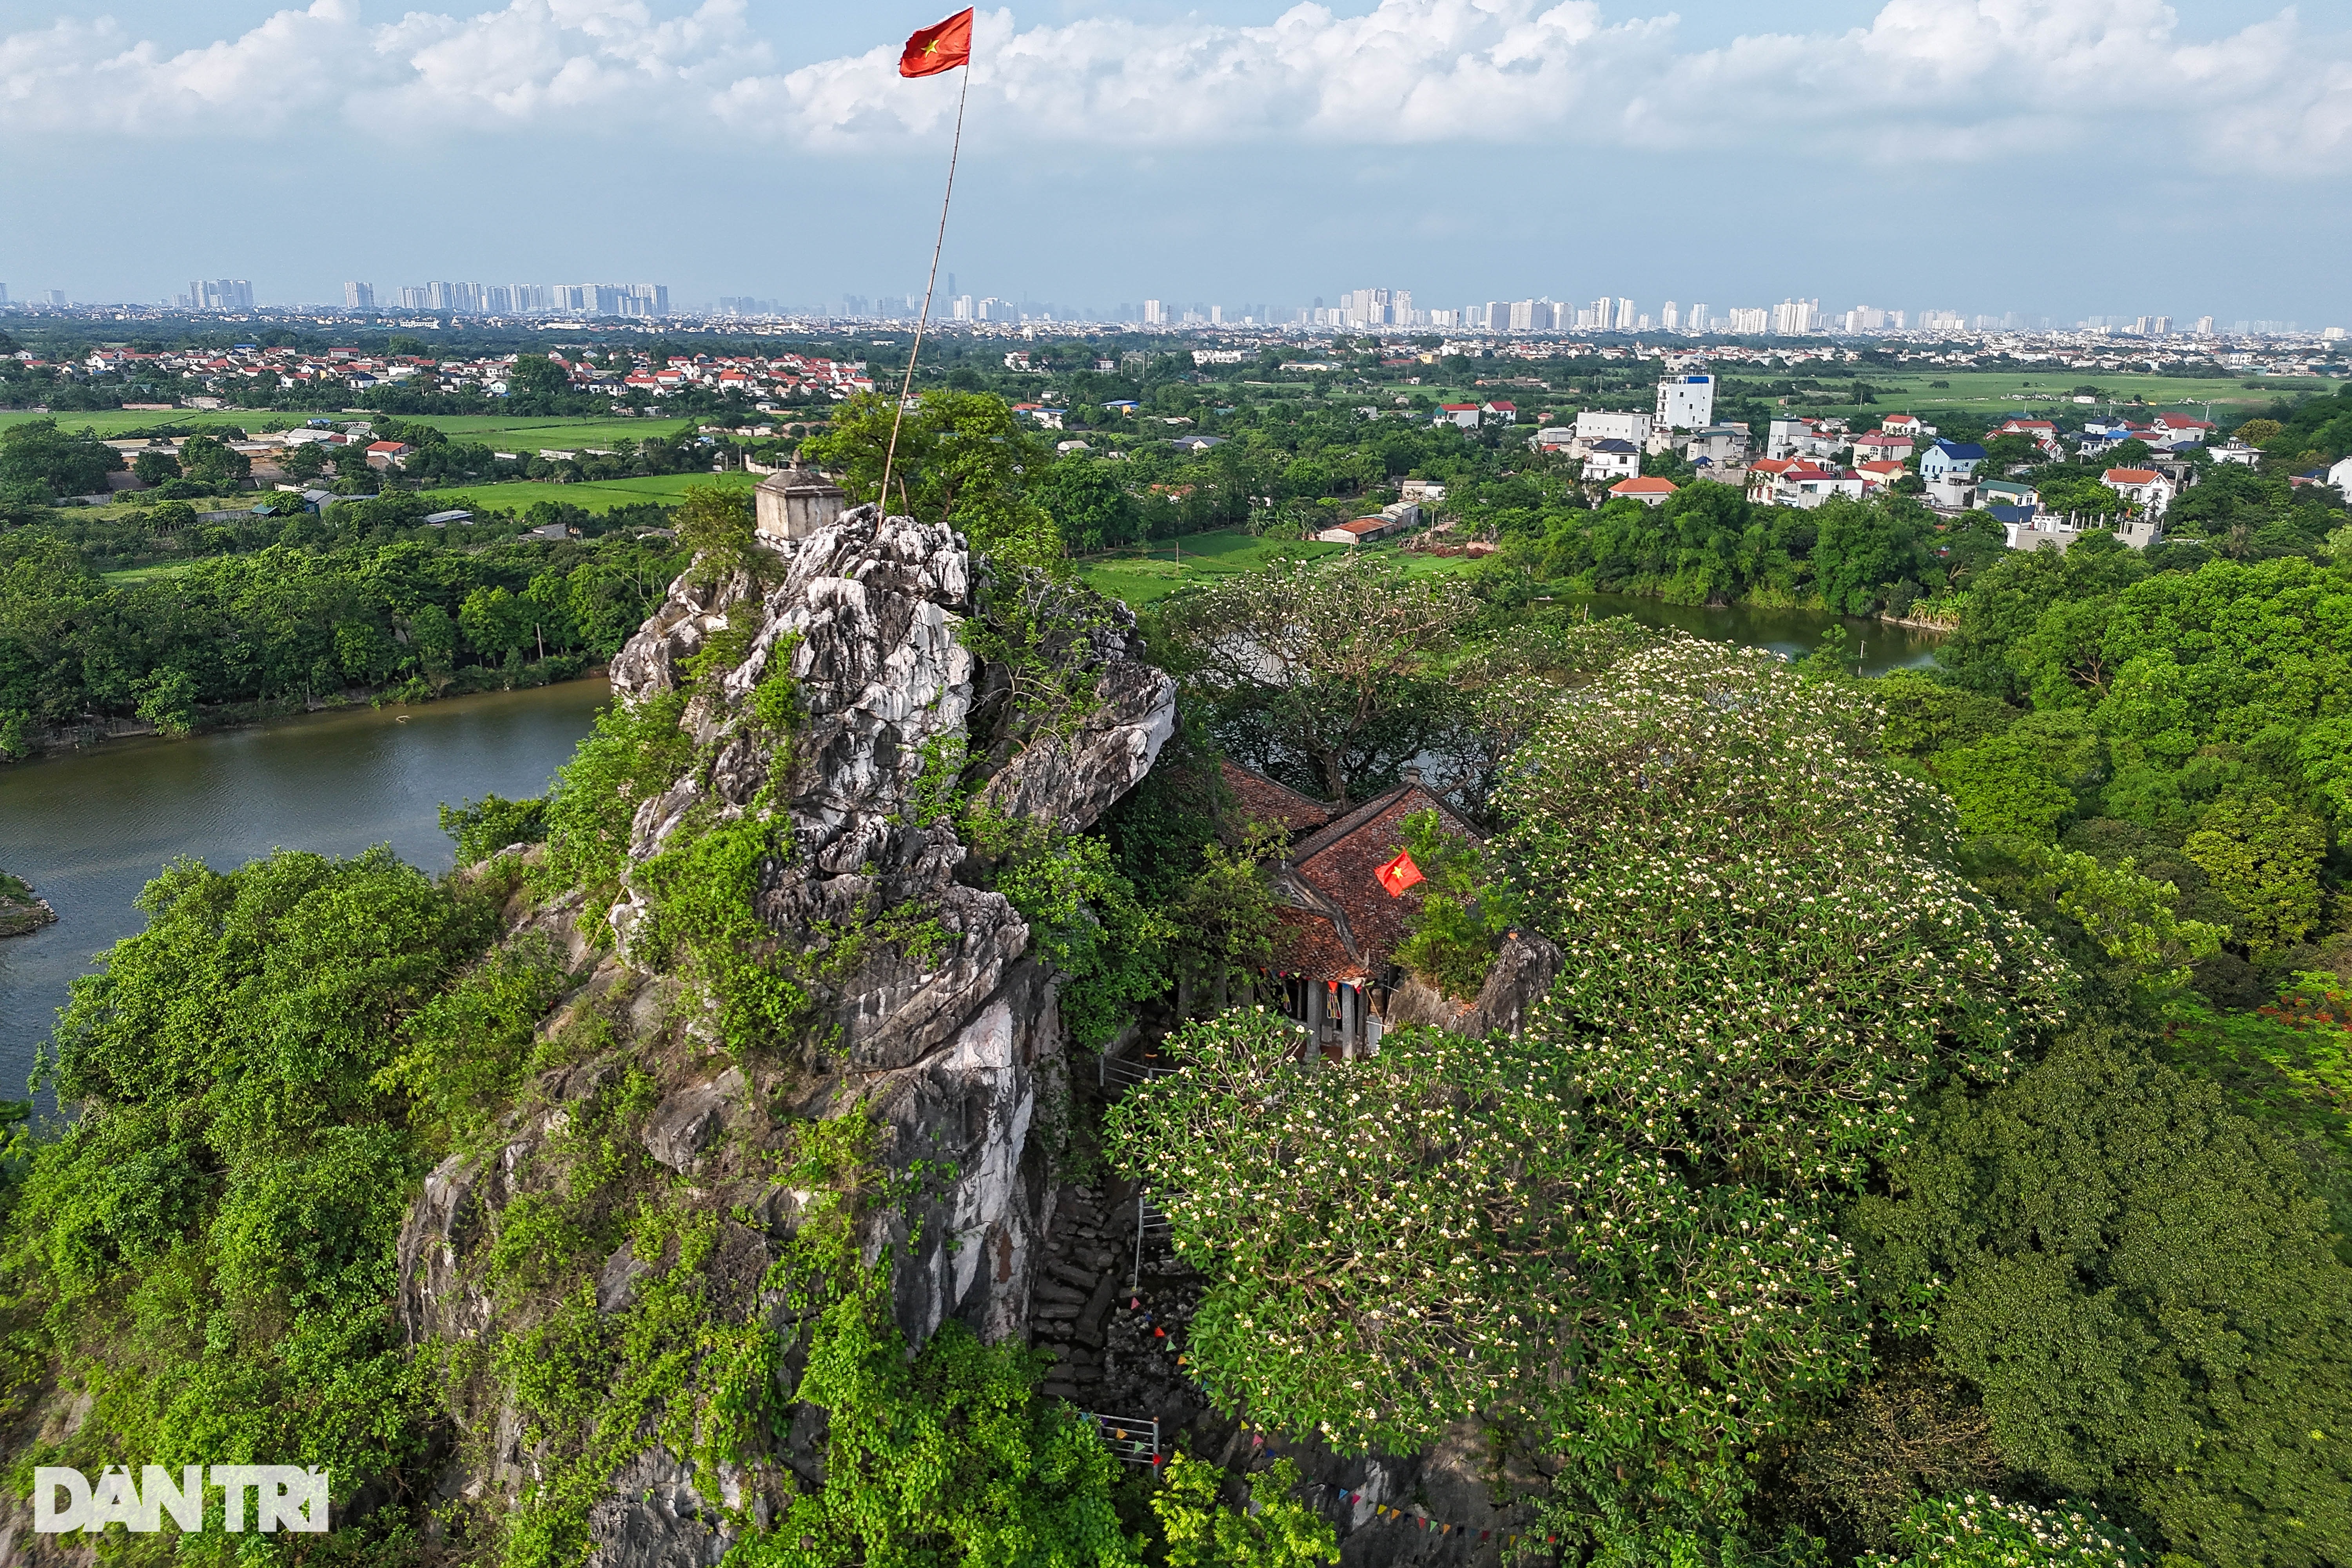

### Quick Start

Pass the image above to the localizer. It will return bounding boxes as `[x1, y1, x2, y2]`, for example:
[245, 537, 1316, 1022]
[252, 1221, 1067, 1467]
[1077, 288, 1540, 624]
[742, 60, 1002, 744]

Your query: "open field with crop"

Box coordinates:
[416, 472, 759, 516]
[1075, 527, 1477, 606]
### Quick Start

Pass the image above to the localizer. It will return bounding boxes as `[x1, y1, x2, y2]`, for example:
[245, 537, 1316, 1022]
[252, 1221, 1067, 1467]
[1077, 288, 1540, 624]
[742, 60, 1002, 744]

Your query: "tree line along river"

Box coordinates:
[0, 602, 1940, 1105]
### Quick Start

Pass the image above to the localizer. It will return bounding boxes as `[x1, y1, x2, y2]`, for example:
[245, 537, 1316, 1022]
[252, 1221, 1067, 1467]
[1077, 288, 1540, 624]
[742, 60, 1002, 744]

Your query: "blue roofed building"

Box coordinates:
[1919, 439, 1987, 482]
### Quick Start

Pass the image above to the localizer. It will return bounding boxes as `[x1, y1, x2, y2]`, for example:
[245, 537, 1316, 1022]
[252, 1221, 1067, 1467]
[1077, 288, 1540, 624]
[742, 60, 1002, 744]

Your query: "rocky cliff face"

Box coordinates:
[390, 504, 1534, 1567]
[395, 506, 1177, 1559]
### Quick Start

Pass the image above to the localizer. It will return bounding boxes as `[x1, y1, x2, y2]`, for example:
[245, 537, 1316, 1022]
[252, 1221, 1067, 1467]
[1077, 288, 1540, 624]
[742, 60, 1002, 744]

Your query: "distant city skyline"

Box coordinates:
[4, 274, 2337, 342]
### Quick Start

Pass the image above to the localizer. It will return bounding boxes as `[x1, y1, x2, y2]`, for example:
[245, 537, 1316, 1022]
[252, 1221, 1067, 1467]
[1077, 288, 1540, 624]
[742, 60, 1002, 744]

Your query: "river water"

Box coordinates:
[0, 681, 612, 1105]
[1548, 592, 1944, 675]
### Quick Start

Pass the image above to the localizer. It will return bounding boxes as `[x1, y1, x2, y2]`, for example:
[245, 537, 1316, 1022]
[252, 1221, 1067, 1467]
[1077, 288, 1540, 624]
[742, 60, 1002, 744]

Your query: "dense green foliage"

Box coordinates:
[1880, 546, 2352, 1192]
[1156, 553, 1477, 801]
[1862, 1494, 2141, 1568]
[803, 391, 1062, 569]
[1151, 1455, 1336, 1568]
[1388, 806, 1513, 998]
[2, 849, 520, 1553]
[4, 341, 2347, 1566]
[1862, 1024, 2352, 1563]
[0, 528, 681, 755]
[1112, 640, 2080, 1556]
[440, 792, 552, 865]
[0, 417, 123, 499]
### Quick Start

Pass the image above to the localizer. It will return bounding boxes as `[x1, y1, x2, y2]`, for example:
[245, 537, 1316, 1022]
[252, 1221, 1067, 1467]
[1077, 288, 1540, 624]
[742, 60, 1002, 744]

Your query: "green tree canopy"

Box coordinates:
[801, 390, 1060, 569]
[1860, 1024, 2352, 1566]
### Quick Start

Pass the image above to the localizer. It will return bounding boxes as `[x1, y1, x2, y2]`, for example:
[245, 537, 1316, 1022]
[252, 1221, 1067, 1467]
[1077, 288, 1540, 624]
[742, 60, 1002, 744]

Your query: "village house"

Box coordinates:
[2101, 466, 2176, 516]
[1918, 439, 1986, 483]
[1581, 438, 1642, 483]
[1316, 500, 1421, 545]
[1676, 425, 1751, 467]
[1766, 418, 1842, 461]
[2148, 413, 2215, 448]
[1851, 430, 1914, 465]
[1574, 410, 1652, 452]
[1608, 475, 1678, 506]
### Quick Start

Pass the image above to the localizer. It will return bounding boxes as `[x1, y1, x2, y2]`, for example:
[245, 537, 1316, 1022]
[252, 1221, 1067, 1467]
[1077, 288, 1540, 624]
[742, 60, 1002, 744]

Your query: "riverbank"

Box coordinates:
[0, 678, 612, 1101]
[7, 659, 608, 761]
[0, 872, 56, 938]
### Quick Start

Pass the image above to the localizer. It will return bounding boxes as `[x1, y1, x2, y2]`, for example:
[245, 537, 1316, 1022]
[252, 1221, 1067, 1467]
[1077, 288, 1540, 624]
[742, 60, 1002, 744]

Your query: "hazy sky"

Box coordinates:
[2, 0, 2347, 325]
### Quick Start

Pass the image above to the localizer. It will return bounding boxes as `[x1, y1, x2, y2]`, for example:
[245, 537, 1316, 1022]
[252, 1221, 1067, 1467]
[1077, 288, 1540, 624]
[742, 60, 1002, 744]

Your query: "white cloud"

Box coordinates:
[2, 0, 2346, 176]
[0, 0, 766, 136]
[737, 0, 2352, 174]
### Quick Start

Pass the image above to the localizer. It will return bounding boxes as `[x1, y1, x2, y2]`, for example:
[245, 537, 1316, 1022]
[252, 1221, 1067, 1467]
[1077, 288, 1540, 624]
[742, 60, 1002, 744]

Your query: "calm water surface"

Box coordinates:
[1552, 593, 1944, 675]
[0, 680, 610, 1103]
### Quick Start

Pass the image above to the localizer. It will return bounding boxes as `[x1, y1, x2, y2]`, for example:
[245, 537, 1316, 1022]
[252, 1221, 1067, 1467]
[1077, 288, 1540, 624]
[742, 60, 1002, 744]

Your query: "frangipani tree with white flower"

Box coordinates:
[1110, 635, 2069, 1555]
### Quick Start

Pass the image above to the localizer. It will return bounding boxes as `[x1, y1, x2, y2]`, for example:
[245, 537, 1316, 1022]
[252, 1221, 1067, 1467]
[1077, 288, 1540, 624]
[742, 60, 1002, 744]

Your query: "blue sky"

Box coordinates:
[2, 0, 2346, 326]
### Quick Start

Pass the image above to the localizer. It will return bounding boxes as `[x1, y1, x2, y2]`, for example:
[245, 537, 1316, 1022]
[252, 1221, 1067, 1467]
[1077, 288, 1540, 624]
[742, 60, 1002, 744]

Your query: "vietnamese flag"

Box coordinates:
[1376, 850, 1423, 897]
[899, 8, 975, 76]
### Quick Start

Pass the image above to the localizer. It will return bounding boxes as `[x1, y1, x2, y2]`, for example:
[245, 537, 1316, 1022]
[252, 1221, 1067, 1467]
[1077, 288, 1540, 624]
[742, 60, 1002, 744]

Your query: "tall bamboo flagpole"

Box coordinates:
[878, 12, 976, 517]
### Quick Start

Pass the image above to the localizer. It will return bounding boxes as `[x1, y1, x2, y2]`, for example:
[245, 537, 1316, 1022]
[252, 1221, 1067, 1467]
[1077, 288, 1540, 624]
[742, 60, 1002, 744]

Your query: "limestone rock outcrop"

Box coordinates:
[1383, 931, 1565, 1041]
[394, 505, 1178, 1564]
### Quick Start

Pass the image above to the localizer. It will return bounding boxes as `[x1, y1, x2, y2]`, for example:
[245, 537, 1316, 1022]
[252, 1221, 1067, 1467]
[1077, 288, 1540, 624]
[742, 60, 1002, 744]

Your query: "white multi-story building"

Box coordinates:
[1772, 298, 1819, 335]
[344, 282, 374, 309]
[1143, 299, 1164, 325]
[1726, 306, 1769, 334]
[187, 279, 255, 311]
[1689, 303, 1710, 331]
[1661, 301, 1681, 330]
[1655, 374, 1715, 432]
[1576, 409, 1653, 447]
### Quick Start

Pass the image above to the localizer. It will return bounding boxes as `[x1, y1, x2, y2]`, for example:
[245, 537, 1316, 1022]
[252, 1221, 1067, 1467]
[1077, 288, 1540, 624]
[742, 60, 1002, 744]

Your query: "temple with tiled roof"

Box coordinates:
[1222, 760, 1482, 1058]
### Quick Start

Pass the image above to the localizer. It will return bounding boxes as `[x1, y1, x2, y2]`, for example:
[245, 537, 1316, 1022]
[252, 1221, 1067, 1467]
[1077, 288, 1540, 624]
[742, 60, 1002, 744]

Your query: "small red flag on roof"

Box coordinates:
[1376, 851, 1423, 897]
[899, 8, 975, 76]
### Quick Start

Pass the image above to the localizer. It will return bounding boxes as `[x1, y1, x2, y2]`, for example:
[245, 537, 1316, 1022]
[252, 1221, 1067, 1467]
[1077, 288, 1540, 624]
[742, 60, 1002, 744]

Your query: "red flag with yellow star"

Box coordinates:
[899, 8, 974, 77]
[1376, 850, 1424, 897]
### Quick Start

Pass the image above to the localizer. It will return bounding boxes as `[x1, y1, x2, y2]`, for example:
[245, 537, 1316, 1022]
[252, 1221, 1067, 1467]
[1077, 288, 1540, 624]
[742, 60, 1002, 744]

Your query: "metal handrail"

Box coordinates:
[1133, 1189, 1174, 1291]
[1099, 1054, 1176, 1090]
[1078, 1411, 1161, 1465]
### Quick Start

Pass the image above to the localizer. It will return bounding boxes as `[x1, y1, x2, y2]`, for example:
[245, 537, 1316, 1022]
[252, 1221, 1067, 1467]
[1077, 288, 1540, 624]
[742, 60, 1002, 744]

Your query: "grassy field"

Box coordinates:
[392, 414, 702, 446]
[0, 409, 286, 437]
[1076, 528, 1475, 606]
[417, 472, 759, 516]
[1765, 369, 2331, 422]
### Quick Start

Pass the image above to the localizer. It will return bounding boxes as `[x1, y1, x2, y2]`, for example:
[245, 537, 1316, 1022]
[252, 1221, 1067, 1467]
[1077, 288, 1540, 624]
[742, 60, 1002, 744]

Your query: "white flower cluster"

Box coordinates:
[1499, 637, 2068, 1189]
[1869, 1493, 2141, 1568]
[1105, 632, 2076, 1497]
